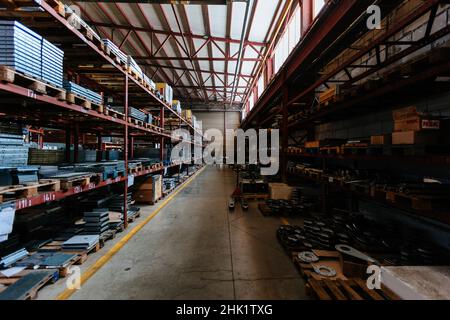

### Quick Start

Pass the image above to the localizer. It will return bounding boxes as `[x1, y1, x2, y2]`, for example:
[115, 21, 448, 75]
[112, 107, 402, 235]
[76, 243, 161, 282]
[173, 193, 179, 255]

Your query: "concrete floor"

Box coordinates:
[39, 165, 307, 300]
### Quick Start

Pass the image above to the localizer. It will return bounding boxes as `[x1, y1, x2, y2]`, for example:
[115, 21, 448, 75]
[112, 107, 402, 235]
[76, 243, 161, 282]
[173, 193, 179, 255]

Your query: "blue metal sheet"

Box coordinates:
[0, 270, 56, 300]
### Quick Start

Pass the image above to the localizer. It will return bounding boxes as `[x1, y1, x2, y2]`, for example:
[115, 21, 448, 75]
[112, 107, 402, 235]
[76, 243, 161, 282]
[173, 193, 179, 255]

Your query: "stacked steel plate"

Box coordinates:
[102, 39, 127, 64]
[143, 74, 156, 91]
[63, 80, 103, 105]
[110, 106, 147, 122]
[41, 39, 64, 87]
[108, 193, 140, 220]
[83, 209, 110, 234]
[62, 235, 99, 251]
[0, 123, 28, 167]
[0, 20, 42, 80]
[0, 20, 64, 88]
[127, 55, 143, 78]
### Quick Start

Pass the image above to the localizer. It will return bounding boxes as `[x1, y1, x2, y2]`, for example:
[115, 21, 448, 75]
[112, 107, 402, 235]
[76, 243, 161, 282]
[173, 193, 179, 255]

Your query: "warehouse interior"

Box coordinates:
[0, 0, 450, 302]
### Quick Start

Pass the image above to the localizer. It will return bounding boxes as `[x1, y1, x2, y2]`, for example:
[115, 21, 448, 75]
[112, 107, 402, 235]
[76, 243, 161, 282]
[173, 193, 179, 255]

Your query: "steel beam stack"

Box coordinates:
[0, 20, 64, 88]
[0, 123, 28, 167]
[63, 81, 103, 105]
[83, 209, 110, 234]
[111, 106, 147, 122]
[41, 39, 64, 88]
[0, 20, 42, 80]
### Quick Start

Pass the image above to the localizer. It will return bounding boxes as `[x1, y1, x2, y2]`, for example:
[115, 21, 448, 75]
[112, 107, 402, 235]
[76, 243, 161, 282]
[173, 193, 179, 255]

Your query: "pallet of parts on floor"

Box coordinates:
[0, 269, 58, 300]
[126, 211, 141, 224]
[14, 251, 86, 278]
[306, 278, 399, 301]
[38, 240, 101, 263]
[291, 250, 345, 282]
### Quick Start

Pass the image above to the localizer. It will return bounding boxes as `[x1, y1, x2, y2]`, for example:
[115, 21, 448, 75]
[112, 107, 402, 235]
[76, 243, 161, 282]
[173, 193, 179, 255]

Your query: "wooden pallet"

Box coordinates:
[242, 193, 269, 200]
[99, 229, 117, 247]
[59, 175, 91, 190]
[386, 191, 450, 211]
[307, 278, 394, 301]
[320, 146, 341, 155]
[56, 254, 85, 277]
[105, 108, 126, 120]
[0, 270, 57, 300]
[0, 179, 60, 203]
[127, 67, 144, 82]
[128, 118, 140, 126]
[102, 45, 126, 67]
[151, 163, 164, 170]
[66, 92, 104, 113]
[128, 165, 143, 174]
[292, 250, 345, 281]
[127, 212, 141, 223]
[0, 66, 66, 100]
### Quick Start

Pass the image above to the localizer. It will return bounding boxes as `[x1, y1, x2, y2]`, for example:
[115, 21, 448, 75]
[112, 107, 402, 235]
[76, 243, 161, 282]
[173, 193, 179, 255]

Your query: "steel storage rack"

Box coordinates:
[240, 0, 450, 226]
[0, 0, 203, 229]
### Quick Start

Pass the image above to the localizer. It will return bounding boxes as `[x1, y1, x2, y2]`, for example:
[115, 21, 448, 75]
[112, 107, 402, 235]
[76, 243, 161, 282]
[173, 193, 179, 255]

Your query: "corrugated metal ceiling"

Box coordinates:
[65, 0, 287, 109]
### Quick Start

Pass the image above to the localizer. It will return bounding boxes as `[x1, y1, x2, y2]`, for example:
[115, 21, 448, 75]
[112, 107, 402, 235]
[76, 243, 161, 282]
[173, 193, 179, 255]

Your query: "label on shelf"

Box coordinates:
[128, 175, 134, 187]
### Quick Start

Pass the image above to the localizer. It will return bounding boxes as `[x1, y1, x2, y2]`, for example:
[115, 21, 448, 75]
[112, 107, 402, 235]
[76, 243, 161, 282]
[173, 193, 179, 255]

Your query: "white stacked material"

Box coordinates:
[143, 74, 156, 91]
[0, 20, 42, 80]
[0, 20, 64, 88]
[381, 266, 450, 300]
[63, 81, 102, 105]
[102, 39, 127, 64]
[62, 235, 99, 251]
[127, 55, 143, 78]
[41, 39, 64, 88]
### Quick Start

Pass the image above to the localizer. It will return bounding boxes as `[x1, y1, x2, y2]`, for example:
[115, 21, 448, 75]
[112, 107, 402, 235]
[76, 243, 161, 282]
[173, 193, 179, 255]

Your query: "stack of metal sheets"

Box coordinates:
[74, 161, 125, 180]
[110, 106, 147, 122]
[83, 209, 110, 234]
[143, 74, 156, 91]
[63, 80, 103, 105]
[0, 123, 29, 167]
[15, 252, 77, 268]
[62, 235, 99, 251]
[102, 39, 127, 64]
[0, 20, 42, 80]
[127, 55, 143, 78]
[0, 167, 16, 185]
[0, 166, 39, 186]
[16, 166, 39, 184]
[0, 21, 64, 88]
[28, 149, 65, 165]
[133, 158, 159, 167]
[128, 160, 142, 170]
[41, 39, 64, 88]
[146, 113, 153, 125]
[163, 178, 176, 191]
[0, 248, 28, 268]
[108, 193, 140, 220]
[82, 150, 98, 162]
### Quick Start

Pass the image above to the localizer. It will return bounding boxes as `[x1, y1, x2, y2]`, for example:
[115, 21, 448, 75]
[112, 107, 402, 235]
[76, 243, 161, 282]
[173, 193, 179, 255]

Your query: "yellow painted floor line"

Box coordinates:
[280, 217, 290, 225]
[56, 167, 206, 300]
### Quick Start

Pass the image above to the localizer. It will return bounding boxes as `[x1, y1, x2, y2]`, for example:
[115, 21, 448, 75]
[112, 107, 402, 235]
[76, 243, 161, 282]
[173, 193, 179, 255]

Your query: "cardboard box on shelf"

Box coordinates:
[392, 106, 419, 121]
[269, 183, 293, 200]
[133, 174, 162, 203]
[394, 118, 440, 132]
[156, 83, 173, 105]
[371, 135, 392, 145]
[392, 131, 439, 145]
